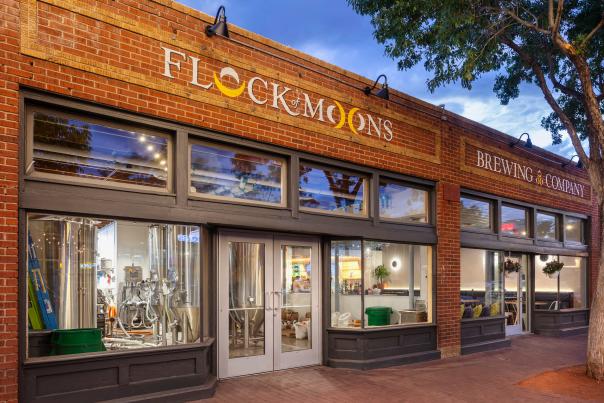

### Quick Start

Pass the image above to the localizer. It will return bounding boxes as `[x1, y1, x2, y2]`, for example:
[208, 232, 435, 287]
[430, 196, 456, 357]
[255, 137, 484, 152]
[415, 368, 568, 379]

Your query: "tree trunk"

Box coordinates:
[587, 198, 604, 380]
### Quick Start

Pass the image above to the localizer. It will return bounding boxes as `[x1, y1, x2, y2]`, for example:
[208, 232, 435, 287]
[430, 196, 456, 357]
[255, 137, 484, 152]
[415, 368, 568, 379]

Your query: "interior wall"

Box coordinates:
[461, 248, 486, 290]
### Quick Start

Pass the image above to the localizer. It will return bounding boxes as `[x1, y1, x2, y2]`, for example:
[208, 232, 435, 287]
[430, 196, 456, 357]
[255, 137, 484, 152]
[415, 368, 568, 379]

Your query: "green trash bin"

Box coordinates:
[365, 306, 393, 326]
[50, 328, 106, 356]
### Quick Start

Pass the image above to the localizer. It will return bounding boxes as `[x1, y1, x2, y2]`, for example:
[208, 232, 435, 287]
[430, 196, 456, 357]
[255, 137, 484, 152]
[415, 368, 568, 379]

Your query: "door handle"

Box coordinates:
[266, 291, 272, 311]
[274, 291, 282, 312]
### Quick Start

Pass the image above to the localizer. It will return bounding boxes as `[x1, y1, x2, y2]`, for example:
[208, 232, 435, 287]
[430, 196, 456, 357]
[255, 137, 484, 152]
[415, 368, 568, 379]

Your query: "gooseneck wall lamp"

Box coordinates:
[563, 154, 584, 169]
[363, 74, 389, 100]
[509, 132, 533, 149]
[205, 5, 229, 38]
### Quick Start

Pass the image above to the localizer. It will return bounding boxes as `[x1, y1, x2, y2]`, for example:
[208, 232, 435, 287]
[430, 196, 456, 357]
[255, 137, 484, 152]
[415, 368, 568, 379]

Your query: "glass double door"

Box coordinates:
[503, 253, 529, 335]
[218, 231, 320, 378]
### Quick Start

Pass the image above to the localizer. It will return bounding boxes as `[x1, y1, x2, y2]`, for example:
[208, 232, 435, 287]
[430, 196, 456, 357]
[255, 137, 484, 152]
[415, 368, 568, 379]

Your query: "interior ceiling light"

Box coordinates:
[205, 5, 229, 38]
[509, 132, 533, 149]
[363, 74, 389, 100]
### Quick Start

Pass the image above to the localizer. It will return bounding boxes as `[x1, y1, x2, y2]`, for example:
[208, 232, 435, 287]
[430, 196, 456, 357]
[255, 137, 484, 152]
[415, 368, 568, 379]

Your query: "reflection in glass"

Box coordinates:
[190, 143, 284, 205]
[299, 165, 366, 215]
[503, 254, 528, 330]
[536, 212, 557, 240]
[32, 111, 169, 189]
[534, 255, 560, 310]
[363, 242, 431, 327]
[27, 214, 200, 358]
[460, 249, 503, 319]
[379, 181, 429, 223]
[460, 197, 491, 230]
[565, 217, 584, 244]
[501, 205, 528, 237]
[559, 256, 587, 309]
[281, 246, 312, 352]
[330, 240, 362, 328]
[228, 242, 265, 358]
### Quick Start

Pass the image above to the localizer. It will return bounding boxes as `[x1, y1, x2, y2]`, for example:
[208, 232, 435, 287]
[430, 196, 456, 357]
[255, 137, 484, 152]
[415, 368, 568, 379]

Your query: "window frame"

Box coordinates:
[500, 203, 530, 238]
[460, 195, 494, 233]
[377, 178, 431, 225]
[329, 237, 434, 330]
[25, 104, 174, 194]
[24, 212, 205, 362]
[564, 216, 585, 245]
[298, 161, 370, 218]
[187, 138, 288, 208]
[535, 211, 560, 241]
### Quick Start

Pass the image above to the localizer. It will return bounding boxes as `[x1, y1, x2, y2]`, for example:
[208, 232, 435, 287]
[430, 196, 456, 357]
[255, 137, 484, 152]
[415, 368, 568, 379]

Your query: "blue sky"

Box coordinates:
[181, 0, 576, 157]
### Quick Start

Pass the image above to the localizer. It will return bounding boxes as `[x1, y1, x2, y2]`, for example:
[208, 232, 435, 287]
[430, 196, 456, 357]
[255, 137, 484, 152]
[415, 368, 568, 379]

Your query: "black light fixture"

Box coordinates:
[363, 74, 389, 100]
[509, 132, 533, 148]
[205, 5, 229, 38]
[563, 154, 583, 169]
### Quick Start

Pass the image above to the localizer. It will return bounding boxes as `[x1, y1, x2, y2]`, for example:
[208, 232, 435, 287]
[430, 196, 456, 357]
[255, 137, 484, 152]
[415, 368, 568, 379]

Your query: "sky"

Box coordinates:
[181, 0, 577, 158]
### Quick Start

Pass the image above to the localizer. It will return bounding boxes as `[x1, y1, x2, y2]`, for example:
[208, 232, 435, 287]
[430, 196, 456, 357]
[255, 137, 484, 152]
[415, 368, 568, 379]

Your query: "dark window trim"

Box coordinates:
[21, 89, 435, 232]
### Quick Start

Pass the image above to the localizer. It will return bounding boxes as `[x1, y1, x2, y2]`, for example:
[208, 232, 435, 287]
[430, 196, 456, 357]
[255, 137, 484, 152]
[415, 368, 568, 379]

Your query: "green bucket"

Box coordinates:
[365, 306, 393, 326]
[50, 328, 106, 356]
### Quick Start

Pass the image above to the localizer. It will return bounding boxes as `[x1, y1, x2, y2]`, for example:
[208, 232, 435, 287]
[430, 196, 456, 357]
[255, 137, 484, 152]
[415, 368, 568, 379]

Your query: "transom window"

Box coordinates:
[460, 196, 492, 230]
[189, 141, 286, 206]
[536, 212, 558, 240]
[298, 164, 367, 216]
[28, 107, 172, 191]
[500, 205, 529, 237]
[379, 180, 429, 223]
[565, 216, 585, 244]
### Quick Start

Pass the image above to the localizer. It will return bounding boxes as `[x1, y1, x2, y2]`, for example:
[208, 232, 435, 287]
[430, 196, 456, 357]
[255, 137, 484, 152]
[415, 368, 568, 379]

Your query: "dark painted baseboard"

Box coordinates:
[327, 324, 439, 370]
[461, 338, 511, 355]
[533, 309, 589, 337]
[328, 350, 441, 370]
[534, 325, 589, 337]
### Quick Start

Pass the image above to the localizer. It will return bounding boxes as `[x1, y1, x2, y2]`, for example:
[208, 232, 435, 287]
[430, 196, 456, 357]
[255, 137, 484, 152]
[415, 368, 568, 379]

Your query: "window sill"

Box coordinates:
[327, 323, 436, 332]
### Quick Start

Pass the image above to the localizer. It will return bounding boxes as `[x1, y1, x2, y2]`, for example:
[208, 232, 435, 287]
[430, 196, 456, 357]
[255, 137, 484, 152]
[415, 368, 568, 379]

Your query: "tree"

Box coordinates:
[347, 0, 604, 379]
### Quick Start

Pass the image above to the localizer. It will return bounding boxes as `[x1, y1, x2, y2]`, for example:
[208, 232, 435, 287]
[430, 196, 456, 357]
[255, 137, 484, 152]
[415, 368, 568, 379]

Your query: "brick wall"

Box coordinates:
[0, 0, 600, 400]
[0, 0, 20, 401]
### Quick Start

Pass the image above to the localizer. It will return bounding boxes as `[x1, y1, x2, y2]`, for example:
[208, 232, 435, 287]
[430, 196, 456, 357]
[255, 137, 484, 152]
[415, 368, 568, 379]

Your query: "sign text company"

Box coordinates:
[476, 150, 585, 198]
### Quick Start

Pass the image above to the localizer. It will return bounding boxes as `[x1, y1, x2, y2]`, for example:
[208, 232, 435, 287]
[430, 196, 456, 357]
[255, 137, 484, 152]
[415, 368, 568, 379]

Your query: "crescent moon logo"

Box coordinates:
[332, 100, 346, 129]
[347, 107, 365, 135]
[214, 67, 246, 98]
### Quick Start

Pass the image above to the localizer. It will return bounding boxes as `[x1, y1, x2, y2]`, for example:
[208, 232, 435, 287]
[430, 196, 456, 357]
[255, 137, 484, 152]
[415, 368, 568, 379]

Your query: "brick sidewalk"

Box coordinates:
[205, 334, 589, 402]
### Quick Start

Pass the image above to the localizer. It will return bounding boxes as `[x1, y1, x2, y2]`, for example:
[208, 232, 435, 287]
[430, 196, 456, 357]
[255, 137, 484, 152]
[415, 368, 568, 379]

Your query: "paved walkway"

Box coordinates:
[205, 334, 591, 402]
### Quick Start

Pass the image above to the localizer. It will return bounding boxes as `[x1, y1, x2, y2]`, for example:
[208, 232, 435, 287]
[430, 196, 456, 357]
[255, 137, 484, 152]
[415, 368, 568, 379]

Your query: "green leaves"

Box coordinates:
[347, 0, 604, 144]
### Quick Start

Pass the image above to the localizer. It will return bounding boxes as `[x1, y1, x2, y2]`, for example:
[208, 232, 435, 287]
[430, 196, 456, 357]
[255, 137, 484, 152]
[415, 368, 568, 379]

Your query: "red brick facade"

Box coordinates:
[0, 1, 599, 401]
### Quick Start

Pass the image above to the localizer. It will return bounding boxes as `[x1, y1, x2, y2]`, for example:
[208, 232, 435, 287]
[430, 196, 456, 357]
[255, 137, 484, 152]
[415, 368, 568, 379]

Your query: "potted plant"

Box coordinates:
[542, 260, 564, 278]
[373, 265, 391, 289]
[503, 259, 521, 276]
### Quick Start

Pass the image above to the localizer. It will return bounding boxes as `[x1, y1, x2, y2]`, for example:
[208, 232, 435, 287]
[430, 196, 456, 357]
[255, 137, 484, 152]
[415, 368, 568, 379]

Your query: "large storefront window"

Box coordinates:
[29, 108, 171, 191]
[330, 240, 432, 328]
[189, 141, 286, 206]
[378, 180, 429, 223]
[299, 164, 367, 216]
[460, 249, 503, 319]
[27, 214, 200, 358]
[500, 205, 529, 237]
[460, 196, 491, 230]
[534, 255, 588, 310]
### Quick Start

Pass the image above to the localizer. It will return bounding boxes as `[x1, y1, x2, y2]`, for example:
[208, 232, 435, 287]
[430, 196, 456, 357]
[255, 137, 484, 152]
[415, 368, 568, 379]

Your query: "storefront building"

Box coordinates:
[0, 1, 599, 402]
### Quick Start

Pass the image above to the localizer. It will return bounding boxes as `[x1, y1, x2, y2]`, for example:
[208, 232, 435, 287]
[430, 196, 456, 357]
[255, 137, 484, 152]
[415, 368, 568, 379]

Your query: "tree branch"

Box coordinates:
[498, 8, 550, 35]
[500, 36, 589, 167]
[545, 51, 584, 100]
[580, 13, 604, 48]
